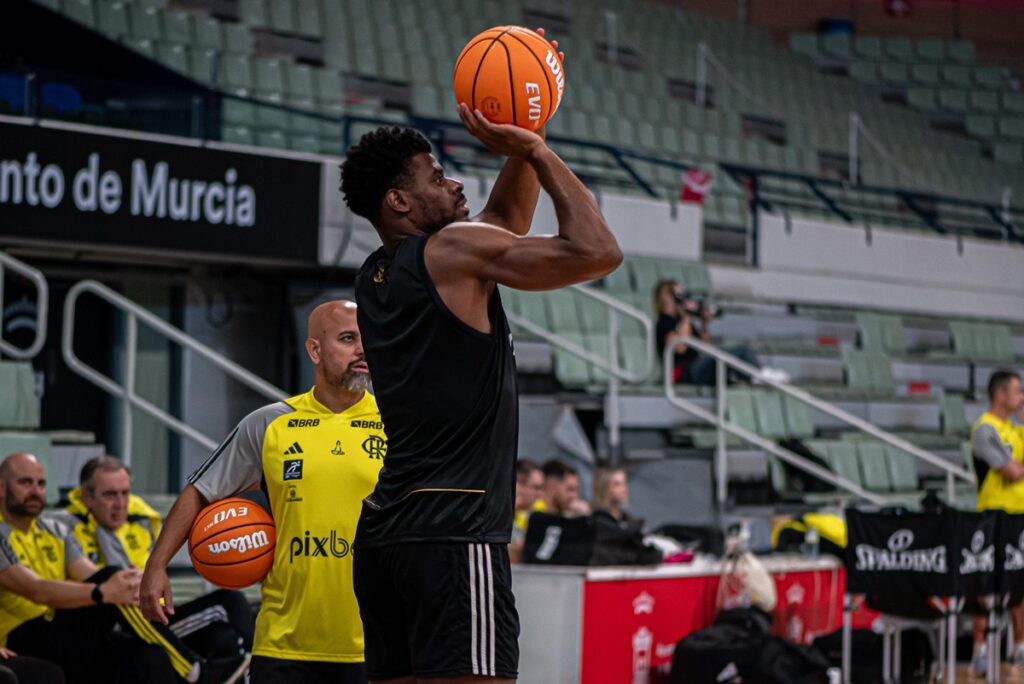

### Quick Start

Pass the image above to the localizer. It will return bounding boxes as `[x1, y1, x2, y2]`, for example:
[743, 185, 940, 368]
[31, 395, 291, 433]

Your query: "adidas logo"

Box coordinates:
[284, 442, 304, 455]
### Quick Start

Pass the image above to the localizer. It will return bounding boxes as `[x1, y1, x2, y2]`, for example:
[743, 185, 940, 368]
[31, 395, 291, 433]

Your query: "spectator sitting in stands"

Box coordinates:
[53, 456, 254, 672]
[536, 460, 591, 517]
[591, 467, 636, 527]
[653, 280, 789, 386]
[0, 452, 226, 684]
[509, 459, 544, 563]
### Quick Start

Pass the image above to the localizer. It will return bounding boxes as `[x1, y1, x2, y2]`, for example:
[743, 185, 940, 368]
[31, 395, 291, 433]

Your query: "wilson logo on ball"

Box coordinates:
[207, 530, 271, 556]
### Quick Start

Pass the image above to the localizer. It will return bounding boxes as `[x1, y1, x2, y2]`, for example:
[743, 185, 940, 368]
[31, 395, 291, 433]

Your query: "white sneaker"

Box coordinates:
[1012, 642, 1024, 668]
[758, 367, 792, 385]
[972, 643, 988, 677]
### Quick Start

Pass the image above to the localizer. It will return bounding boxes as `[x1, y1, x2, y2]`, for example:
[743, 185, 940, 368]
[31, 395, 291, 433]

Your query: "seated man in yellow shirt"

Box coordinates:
[55, 456, 255, 670]
[509, 459, 543, 563]
[0, 452, 218, 683]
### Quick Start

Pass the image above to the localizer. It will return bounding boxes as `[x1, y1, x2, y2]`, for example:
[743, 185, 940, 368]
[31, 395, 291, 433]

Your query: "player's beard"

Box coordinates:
[338, 370, 370, 392]
[4, 492, 43, 517]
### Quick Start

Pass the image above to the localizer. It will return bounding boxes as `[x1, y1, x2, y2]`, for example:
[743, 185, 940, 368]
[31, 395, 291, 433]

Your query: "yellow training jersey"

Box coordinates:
[0, 516, 84, 645]
[974, 411, 1024, 513]
[188, 388, 385, 663]
[57, 488, 162, 570]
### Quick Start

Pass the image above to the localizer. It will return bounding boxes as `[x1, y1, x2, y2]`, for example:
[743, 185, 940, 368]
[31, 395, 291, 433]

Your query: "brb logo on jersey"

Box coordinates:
[284, 459, 303, 480]
[287, 418, 320, 428]
[289, 530, 350, 562]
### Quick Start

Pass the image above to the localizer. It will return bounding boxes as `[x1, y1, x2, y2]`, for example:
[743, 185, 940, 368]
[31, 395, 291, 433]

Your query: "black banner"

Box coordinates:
[0, 121, 320, 262]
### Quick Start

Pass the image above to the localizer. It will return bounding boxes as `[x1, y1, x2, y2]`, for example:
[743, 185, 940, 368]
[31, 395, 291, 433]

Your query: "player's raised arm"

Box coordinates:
[431, 105, 621, 291]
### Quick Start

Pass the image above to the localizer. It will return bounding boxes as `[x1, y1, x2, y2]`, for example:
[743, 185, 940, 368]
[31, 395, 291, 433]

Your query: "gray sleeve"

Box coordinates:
[188, 402, 292, 501]
[38, 515, 84, 567]
[0, 531, 18, 572]
[972, 423, 1012, 469]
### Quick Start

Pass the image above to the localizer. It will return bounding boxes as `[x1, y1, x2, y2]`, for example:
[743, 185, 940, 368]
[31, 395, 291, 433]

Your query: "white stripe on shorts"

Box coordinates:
[468, 543, 496, 676]
[468, 544, 479, 675]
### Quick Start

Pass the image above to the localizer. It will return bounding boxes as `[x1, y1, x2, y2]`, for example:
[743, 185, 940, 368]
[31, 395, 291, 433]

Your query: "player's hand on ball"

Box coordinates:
[457, 103, 545, 159]
[140, 565, 175, 623]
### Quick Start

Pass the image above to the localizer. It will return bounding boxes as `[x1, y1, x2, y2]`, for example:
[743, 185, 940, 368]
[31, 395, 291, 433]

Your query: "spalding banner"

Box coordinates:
[0, 120, 320, 263]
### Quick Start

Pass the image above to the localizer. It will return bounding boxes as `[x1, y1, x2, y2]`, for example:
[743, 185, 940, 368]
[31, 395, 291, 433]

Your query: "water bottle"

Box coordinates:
[802, 526, 820, 559]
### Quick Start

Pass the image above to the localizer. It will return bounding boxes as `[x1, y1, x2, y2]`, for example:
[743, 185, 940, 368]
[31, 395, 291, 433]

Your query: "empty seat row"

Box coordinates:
[791, 33, 976, 66]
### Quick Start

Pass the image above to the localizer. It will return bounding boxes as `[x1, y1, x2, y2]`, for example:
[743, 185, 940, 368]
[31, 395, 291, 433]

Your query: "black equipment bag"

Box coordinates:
[813, 628, 933, 684]
[590, 512, 662, 566]
[670, 623, 761, 684]
[522, 512, 594, 565]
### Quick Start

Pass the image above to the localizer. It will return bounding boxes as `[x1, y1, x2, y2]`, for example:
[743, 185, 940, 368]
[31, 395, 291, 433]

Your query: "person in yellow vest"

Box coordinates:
[140, 300, 385, 684]
[971, 370, 1024, 677]
[0, 452, 220, 684]
[509, 459, 543, 563]
[54, 456, 255, 672]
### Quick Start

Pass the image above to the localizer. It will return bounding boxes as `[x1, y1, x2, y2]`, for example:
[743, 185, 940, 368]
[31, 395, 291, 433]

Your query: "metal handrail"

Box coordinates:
[663, 337, 973, 506]
[0, 252, 48, 360]
[62, 279, 287, 464]
[505, 284, 655, 455]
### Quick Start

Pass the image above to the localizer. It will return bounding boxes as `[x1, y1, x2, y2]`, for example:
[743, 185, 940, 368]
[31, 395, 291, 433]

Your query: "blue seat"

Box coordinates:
[0, 74, 26, 113]
[41, 82, 83, 115]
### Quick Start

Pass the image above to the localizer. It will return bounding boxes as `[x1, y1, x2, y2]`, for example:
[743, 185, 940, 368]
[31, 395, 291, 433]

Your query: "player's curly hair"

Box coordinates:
[339, 126, 433, 221]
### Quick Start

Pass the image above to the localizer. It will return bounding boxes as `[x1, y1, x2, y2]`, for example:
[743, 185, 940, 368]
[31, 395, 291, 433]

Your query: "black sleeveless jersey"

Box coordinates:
[353, 234, 518, 547]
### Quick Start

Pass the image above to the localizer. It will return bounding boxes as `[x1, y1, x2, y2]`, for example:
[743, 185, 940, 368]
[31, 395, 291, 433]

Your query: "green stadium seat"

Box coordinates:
[915, 38, 945, 63]
[848, 62, 878, 84]
[974, 66, 1007, 89]
[821, 34, 851, 61]
[906, 88, 937, 111]
[857, 442, 892, 491]
[841, 346, 893, 395]
[126, 38, 156, 58]
[255, 58, 285, 94]
[910, 64, 940, 86]
[61, 0, 95, 27]
[939, 393, 970, 438]
[284, 64, 315, 99]
[255, 94, 288, 129]
[941, 64, 972, 87]
[224, 22, 254, 54]
[128, 5, 161, 41]
[224, 54, 254, 89]
[999, 117, 1024, 141]
[223, 96, 257, 127]
[965, 115, 996, 139]
[854, 36, 884, 61]
[193, 16, 223, 50]
[160, 10, 191, 45]
[516, 291, 550, 328]
[630, 257, 662, 298]
[948, 321, 979, 359]
[96, 1, 129, 38]
[553, 334, 591, 388]
[782, 394, 815, 439]
[856, 311, 906, 356]
[239, 0, 268, 27]
[752, 391, 788, 439]
[585, 334, 611, 384]
[726, 388, 758, 433]
[993, 143, 1023, 165]
[222, 125, 254, 146]
[938, 89, 969, 113]
[296, 0, 323, 37]
[602, 265, 633, 294]
[977, 323, 1015, 362]
[879, 63, 909, 85]
[187, 47, 217, 83]
[884, 37, 914, 62]
[267, 1, 296, 33]
[0, 363, 40, 429]
[947, 40, 976, 65]
[1003, 92, 1024, 114]
[256, 129, 287, 149]
[969, 90, 1000, 113]
[155, 43, 188, 74]
[788, 33, 819, 61]
[813, 441, 863, 489]
[547, 290, 584, 334]
[885, 445, 919, 492]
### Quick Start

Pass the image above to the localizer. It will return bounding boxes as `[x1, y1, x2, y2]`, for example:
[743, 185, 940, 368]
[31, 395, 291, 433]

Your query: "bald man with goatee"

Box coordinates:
[141, 300, 385, 684]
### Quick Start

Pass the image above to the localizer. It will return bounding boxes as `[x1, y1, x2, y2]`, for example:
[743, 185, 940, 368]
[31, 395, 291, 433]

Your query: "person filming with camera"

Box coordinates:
[653, 280, 788, 386]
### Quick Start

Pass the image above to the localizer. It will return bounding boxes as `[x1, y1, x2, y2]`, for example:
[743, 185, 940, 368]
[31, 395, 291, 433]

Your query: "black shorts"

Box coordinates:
[353, 542, 519, 680]
[248, 656, 366, 684]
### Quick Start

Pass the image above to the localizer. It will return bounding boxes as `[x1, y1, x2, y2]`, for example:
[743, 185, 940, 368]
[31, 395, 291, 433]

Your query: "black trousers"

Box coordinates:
[248, 656, 367, 684]
[0, 656, 65, 684]
[170, 589, 256, 657]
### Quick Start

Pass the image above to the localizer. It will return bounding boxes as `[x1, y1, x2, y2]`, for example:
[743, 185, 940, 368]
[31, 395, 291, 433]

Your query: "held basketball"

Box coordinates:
[188, 497, 276, 590]
[453, 26, 565, 131]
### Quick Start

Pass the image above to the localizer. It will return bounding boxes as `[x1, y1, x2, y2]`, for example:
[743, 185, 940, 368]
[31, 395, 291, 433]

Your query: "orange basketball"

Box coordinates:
[453, 26, 566, 131]
[188, 497, 275, 590]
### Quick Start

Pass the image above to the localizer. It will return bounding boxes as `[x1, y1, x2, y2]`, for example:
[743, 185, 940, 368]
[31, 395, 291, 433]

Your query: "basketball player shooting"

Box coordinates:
[341, 30, 622, 683]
